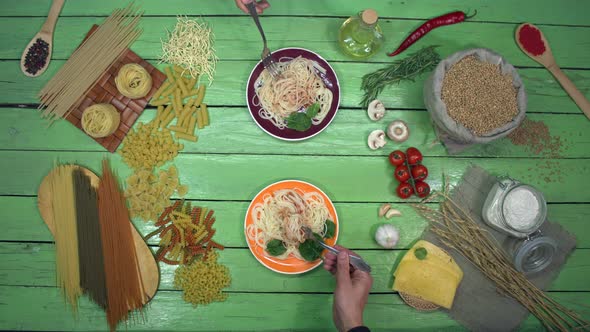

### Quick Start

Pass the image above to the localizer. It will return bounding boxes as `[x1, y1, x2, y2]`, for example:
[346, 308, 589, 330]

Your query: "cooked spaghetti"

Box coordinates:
[247, 189, 331, 259]
[254, 56, 333, 130]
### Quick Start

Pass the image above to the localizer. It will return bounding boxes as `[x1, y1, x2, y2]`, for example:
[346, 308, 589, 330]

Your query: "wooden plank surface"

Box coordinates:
[1, 108, 588, 158]
[3, 197, 589, 248]
[0, 286, 589, 331]
[2, 60, 589, 113]
[2, 17, 590, 68]
[1, 150, 588, 203]
[2, 242, 589, 292]
[1, 0, 590, 331]
[2, 0, 589, 26]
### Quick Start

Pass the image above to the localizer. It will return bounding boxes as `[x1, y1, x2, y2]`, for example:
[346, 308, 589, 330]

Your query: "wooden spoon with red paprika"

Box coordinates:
[515, 23, 590, 119]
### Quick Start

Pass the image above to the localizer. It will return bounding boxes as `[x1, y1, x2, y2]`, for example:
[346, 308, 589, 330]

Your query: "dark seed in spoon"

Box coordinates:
[24, 38, 50, 75]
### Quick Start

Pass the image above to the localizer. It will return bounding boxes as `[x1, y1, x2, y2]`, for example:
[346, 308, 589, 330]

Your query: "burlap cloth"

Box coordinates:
[422, 165, 576, 331]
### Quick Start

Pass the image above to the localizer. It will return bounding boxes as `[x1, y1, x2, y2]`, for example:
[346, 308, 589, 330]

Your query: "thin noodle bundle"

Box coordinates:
[50, 165, 82, 311]
[98, 160, 146, 331]
[81, 104, 120, 138]
[73, 169, 107, 309]
[115, 63, 152, 99]
[247, 189, 330, 259]
[38, 4, 142, 124]
[254, 56, 333, 130]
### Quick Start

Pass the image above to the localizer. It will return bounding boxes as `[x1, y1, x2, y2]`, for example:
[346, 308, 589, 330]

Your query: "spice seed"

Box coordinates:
[442, 56, 519, 136]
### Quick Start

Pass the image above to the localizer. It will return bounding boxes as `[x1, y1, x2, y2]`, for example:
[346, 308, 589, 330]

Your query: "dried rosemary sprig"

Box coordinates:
[412, 190, 589, 332]
[360, 46, 440, 108]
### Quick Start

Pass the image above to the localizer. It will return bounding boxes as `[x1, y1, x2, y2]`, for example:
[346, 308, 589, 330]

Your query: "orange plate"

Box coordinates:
[244, 180, 339, 274]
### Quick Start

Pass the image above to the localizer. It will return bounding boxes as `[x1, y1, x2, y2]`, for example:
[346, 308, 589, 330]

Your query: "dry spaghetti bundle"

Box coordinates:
[50, 165, 82, 311]
[145, 200, 224, 265]
[98, 160, 146, 331]
[39, 4, 142, 123]
[73, 169, 107, 309]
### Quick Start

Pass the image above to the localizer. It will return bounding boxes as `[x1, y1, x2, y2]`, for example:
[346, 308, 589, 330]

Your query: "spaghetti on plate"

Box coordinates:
[254, 56, 333, 130]
[247, 188, 331, 260]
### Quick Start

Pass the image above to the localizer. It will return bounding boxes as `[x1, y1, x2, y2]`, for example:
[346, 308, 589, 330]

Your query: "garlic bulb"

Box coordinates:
[375, 224, 399, 249]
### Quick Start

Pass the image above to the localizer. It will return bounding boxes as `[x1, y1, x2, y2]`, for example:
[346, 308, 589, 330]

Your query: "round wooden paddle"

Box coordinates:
[37, 165, 159, 303]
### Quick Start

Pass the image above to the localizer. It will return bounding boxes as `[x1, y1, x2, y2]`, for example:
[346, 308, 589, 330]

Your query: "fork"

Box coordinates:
[302, 226, 372, 273]
[245, 2, 280, 78]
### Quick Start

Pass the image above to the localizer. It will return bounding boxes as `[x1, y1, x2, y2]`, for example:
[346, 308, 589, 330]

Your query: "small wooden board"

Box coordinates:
[65, 25, 166, 152]
[37, 165, 159, 304]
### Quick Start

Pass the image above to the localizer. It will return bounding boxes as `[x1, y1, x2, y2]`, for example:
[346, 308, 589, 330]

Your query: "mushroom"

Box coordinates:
[367, 100, 386, 121]
[385, 209, 402, 219]
[368, 130, 387, 150]
[378, 203, 391, 217]
[386, 120, 409, 142]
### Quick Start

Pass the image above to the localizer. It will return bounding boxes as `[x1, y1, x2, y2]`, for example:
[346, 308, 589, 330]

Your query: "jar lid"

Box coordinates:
[362, 9, 378, 25]
[514, 236, 557, 274]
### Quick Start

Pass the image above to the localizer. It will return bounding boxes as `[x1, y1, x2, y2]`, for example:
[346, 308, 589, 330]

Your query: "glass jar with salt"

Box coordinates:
[482, 177, 547, 238]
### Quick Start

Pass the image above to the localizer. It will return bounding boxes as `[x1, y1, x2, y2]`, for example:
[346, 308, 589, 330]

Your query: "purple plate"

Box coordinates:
[246, 48, 341, 141]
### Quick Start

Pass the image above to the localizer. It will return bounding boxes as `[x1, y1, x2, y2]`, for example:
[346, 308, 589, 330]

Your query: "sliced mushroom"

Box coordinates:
[367, 130, 387, 150]
[378, 203, 391, 217]
[386, 120, 409, 142]
[367, 100, 386, 121]
[385, 208, 402, 219]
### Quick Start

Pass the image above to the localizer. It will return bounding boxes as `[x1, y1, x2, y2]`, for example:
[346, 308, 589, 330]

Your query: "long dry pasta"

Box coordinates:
[50, 165, 83, 312]
[73, 169, 107, 309]
[98, 160, 146, 331]
[38, 5, 142, 123]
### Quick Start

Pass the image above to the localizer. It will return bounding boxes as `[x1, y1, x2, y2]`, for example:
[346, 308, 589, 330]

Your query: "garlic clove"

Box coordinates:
[385, 208, 402, 219]
[368, 130, 387, 150]
[367, 99, 386, 121]
[379, 203, 391, 217]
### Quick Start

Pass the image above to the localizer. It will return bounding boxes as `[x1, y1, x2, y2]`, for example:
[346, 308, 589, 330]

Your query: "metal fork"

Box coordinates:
[245, 2, 280, 78]
[302, 226, 372, 273]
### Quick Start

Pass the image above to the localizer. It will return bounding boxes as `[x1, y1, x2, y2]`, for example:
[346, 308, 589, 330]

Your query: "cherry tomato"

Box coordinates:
[394, 165, 411, 183]
[406, 147, 423, 165]
[415, 181, 431, 198]
[411, 164, 428, 181]
[396, 182, 414, 199]
[388, 150, 406, 167]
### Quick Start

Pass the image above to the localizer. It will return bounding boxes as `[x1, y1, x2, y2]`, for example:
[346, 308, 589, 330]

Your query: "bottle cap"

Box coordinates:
[362, 9, 378, 25]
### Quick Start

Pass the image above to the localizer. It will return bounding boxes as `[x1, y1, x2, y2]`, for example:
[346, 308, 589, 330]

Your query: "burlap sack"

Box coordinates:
[423, 48, 527, 154]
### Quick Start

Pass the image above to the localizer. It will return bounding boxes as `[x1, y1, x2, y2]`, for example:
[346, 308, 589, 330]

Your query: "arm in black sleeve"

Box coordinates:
[348, 327, 370, 332]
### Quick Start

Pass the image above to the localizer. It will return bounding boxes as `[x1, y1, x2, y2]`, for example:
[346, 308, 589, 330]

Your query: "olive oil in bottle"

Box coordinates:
[338, 9, 384, 59]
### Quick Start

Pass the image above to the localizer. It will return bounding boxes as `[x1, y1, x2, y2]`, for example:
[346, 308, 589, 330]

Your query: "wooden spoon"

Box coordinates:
[20, 0, 64, 77]
[515, 23, 590, 119]
[37, 165, 159, 304]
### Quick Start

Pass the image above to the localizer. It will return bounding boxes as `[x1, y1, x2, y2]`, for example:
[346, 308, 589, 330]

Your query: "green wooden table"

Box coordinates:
[1, 0, 589, 330]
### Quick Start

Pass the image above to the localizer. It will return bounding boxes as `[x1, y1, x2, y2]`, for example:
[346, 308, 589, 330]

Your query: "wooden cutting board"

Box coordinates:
[37, 165, 159, 303]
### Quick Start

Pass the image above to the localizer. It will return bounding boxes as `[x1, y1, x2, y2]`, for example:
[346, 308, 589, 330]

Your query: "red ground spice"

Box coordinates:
[518, 24, 546, 56]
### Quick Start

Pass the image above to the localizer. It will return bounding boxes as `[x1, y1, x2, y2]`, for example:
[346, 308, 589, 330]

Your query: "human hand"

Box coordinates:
[323, 246, 373, 332]
[235, 0, 271, 14]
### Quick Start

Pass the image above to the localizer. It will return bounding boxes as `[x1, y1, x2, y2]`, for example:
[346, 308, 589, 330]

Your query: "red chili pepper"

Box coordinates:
[388, 10, 477, 57]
